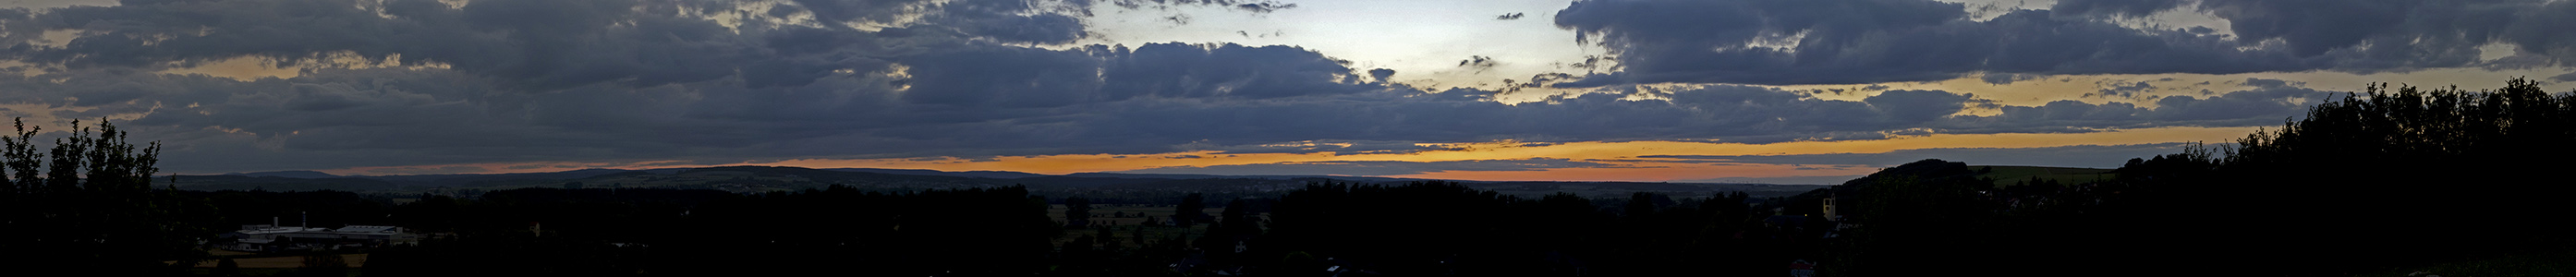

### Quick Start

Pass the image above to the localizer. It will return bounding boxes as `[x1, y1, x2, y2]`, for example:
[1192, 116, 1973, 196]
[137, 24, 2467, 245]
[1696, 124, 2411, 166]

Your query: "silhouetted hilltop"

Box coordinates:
[828, 168, 1051, 179]
[224, 170, 339, 178]
[1841, 159, 1977, 187]
[172, 175, 395, 191]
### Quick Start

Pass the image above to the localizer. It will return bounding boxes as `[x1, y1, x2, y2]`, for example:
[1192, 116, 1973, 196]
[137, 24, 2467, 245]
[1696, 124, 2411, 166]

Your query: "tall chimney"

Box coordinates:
[273, 216, 279, 228]
[301, 211, 309, 229]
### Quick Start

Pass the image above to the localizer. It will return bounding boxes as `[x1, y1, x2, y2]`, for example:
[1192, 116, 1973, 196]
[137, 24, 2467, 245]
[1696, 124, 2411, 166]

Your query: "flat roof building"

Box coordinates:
[219, 223, 420, 252]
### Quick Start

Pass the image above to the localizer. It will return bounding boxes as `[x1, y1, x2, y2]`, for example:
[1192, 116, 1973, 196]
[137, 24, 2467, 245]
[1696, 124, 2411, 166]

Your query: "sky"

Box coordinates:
[0, 0, 2569, 184]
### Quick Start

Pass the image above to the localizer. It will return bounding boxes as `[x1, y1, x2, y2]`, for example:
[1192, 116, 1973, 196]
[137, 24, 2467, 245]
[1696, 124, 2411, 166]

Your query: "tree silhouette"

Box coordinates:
[213, 258, 240, 277]
[2188, 78, 2576, 273]
[1173, 193, 1207, 227]
[1066, 196, 1093, 228]
[0, 118, 212, 273]
[1097, 225, 1122, 250]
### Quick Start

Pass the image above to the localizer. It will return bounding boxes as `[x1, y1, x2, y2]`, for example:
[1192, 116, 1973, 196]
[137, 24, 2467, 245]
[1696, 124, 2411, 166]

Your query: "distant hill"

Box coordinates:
[1063, 173, 1424, 183]
[173, 175, 395, 191]
[1467, 181, 1825, 199]
[179, 168, 640, 191]
[359, 168, 638, 183]
[827, 168, 1049, 179]
[225, 170, 339, 178]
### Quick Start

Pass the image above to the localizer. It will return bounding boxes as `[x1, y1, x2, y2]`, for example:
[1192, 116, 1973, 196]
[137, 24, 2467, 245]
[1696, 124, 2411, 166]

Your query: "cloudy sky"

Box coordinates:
[0, 0, 2567, 184]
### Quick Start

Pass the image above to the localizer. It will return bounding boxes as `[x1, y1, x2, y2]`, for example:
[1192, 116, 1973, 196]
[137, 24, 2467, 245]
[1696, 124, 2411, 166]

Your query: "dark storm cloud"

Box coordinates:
[1367, 68, 1397, 83]
[1980, 73, 2043, 85]
[1865, 90, 1975, 124]
[1070, 85, 1995, 153]
[1103, 0, 1296, 12]
[2049, 0, 2184, 17]
[1232, 2, 1294, 13]
[0, 0, 2380, 174]
[1112, 158, 1618, 176]
[786, 0, 938, 24]
[776, 0, 1092, 44]
[5, 0, 1147, 90]
[2093, 81, 2157, 98]
[1552, 0, 2575, 86]
[1093, 42, 1374, 100]
[12, 0, 774, 90]
[1939, 78, 2337, 133]
[3, 69, 2331, 174]
[1638, 143, 2196, 168]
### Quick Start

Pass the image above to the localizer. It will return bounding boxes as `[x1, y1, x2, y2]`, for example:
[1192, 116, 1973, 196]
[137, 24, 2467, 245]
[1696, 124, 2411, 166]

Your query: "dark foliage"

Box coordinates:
[2183, 78, 2576, 274]
[1824, 78, 2576, 276]
[0, 118, 213, 274]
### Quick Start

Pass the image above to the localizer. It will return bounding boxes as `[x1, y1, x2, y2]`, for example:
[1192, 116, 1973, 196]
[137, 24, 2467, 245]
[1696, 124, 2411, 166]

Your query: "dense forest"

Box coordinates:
[2, 78, 2570, 276]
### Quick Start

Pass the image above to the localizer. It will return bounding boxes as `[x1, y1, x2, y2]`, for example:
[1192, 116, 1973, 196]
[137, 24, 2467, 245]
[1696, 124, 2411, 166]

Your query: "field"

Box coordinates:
[180, 250, 369, 268]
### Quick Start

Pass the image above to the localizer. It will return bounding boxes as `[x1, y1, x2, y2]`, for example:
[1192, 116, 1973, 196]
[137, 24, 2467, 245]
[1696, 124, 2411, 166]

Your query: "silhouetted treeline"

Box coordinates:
[2155, 79, 2576, 274]
[1821, 78, 2576, 276]
[0, 119, 215, 274]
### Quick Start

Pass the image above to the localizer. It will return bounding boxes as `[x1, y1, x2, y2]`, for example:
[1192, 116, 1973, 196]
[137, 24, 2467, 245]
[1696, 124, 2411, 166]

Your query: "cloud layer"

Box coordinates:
[1553, 0, 2572, 85]
[0, 0, 2511, 175]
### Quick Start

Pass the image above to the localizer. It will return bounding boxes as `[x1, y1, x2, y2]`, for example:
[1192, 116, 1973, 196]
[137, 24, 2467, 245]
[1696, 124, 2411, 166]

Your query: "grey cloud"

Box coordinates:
[895, 45, 1104, 107]
[1367, 68, 1396, 83]
[1093, 42, 1375, 101]
[1077, 85, 1986, 152]
[1458, 55, 1498, 71]
[2094, 81, 2156, 98]
[1112, 158, 1618, 176]
[1941, 78, 2336, 133]
[5, 0, 1100, 90]
[787, 0, 939, 24]
[920, 0, 1094, 44]
[2049, 0, 2184, 17]
[1551, 0, 2570, 86]
[950, 12, 1088, 44]
[1233, 2, 1294, 13]
[1103, 0, 1298, 12]
[1865, 90, 1975, 124]
[18, 0, 766, 90]
[0, 0, 2388, 175]
[12, 64, 2331, 174]
[1981, 73, 2042, 85]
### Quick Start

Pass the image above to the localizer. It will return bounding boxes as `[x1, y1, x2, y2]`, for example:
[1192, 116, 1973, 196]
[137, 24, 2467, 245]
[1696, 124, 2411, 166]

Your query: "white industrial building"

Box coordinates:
[218, 217, 420, 252]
